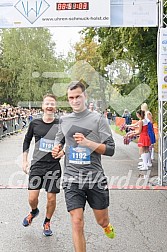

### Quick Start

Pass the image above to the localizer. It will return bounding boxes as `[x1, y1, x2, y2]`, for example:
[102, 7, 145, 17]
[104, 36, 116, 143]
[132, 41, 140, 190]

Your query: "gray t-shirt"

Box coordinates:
[55, 109, 115, 184]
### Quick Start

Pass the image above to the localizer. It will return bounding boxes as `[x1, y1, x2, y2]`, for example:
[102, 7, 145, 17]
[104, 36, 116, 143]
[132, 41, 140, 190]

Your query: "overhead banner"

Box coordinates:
[0, 0, 110, 28]
[158, 28, 167, 101]
[110, 0, 158, 27]
[0, 0, 158, 28]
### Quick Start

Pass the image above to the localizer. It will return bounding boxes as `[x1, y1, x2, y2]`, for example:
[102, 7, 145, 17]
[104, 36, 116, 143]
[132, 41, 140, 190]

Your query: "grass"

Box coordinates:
[110, 125, 126, 136]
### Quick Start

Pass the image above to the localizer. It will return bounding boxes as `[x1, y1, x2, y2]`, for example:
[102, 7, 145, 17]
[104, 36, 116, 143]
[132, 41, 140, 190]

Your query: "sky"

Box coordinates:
[49, 27, 85, 56]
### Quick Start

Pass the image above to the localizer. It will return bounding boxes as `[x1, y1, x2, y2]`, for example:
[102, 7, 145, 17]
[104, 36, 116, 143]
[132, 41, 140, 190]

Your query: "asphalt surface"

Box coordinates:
[0, 129, 167, 252]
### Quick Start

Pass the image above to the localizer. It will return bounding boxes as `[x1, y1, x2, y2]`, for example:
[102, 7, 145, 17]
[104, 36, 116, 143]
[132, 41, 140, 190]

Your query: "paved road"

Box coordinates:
[0, 130, 167, 252]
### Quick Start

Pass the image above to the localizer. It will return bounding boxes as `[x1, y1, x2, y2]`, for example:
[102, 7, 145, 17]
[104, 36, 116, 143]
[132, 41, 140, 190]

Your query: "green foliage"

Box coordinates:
[79, 27, 158, 121]
[0, 28, 71, 106]
[0, 25, 159, 119]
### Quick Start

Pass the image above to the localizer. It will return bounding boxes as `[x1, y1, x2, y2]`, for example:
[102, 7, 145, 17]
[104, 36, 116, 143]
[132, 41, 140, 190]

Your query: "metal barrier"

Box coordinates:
[164, 135, 167, 174]
[0, 113, 44, 141]
[0, 119, 3, 140]
[0, 114, 42, 141]
[0, 116, 22, 139]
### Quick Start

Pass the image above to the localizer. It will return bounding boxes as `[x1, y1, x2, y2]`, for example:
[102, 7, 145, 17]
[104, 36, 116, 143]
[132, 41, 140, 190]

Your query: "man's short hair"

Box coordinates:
[43, 94, 56, 101]
[67, 81, 86, 92]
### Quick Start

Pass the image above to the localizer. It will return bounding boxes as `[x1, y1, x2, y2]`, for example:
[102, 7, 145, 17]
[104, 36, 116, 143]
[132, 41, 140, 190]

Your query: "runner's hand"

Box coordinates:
[73, 133, 89, 146]
[52, 144, 62, 158]
[53, 149, 65, 159]
[22, 161, 29, 174]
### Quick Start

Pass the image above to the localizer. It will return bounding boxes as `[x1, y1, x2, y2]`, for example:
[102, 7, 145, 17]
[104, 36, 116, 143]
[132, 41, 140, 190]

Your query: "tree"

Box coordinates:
[74, 37, 109, 111]
[80, 27, 158, 119]
[0, 28, 60, 105]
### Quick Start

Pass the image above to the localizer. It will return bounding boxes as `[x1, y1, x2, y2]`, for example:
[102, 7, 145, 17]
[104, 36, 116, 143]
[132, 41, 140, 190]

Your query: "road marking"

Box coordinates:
[0, 185, 166, 190]
[108, 185, 167, 190]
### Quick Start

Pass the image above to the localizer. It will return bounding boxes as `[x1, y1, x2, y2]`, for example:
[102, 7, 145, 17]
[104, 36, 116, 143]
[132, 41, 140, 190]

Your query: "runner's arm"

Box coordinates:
[22, 122, 33, 173]
[73, 114, 115, 156]
[52, 120, 65, 158]
[98, 115, 115, 156]
[73, 133, 107, 154]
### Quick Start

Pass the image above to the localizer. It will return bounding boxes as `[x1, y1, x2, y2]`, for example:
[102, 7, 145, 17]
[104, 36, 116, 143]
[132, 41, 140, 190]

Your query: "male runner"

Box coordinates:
[52, 81, 115, 251]
[22, 94, 64, 236]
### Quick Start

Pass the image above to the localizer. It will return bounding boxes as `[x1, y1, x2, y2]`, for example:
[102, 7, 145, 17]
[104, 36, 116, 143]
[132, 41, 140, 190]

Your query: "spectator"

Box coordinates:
[112, 111, 116, 123]
[141, 103, 156, 160]
[88, 102, 98, 113]
[122, 109, 132, 133]
[107, 109, 112, 125]
[127, 110, 151, 171]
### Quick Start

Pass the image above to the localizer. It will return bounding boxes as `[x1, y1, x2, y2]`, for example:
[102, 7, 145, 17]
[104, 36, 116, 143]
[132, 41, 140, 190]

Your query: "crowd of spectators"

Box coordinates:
[0, 104, 42, 120]
[0, 103, 43, 137]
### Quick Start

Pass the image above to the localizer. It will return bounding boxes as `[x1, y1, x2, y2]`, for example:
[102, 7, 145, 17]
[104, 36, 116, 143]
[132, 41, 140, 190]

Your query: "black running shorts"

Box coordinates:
[28, 166, 61, 193]
[63, 178, 109, 212]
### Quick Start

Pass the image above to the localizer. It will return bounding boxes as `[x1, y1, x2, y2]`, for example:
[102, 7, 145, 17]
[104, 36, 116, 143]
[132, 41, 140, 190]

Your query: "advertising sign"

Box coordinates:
[0, 0, 158, 28]
[158, 28, 167, 101]
[110, 0, 158, 27]
[0, 0, 110, 28]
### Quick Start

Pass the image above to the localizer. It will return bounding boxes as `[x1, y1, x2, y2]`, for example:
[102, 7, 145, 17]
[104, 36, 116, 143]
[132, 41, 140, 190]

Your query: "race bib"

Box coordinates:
[39, 138, 54, 152]
[69, 146, 91, 164]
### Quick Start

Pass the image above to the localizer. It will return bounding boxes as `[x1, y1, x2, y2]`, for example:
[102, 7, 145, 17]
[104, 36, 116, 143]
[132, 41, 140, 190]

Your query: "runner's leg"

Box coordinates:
[70, 208, 86, 252]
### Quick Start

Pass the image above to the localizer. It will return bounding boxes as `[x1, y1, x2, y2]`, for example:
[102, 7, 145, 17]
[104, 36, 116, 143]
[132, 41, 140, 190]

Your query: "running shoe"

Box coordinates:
[104, 224, 115, 239]
[139, 165, 149, 171]
[43, 221, 53, 236]
[22, 208, 39, 227]
[138, 164, 152, 170]
[147, 163, 152, 167]
[138, 162, 152, 167]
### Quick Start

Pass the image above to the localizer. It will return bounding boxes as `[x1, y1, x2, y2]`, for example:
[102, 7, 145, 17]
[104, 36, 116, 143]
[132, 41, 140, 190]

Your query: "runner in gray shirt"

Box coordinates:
[52, 81, 115, 252]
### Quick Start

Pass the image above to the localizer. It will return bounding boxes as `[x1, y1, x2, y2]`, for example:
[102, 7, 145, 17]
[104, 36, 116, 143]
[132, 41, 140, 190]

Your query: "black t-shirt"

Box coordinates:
[23, 118, 63, 166]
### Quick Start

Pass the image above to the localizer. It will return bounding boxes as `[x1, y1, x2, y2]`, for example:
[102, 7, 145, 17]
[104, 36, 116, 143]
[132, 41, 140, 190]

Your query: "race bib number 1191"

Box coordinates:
[39, 138, 54, 152]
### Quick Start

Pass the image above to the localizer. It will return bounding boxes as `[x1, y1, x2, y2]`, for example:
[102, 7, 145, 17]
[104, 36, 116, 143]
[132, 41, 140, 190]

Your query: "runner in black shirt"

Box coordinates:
[22, 94, 64, 236]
